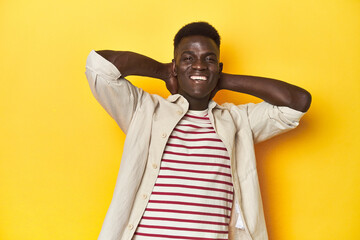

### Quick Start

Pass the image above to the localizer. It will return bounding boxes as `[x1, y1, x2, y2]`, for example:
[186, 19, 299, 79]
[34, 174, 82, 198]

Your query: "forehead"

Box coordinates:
[175, 35, 220, 57]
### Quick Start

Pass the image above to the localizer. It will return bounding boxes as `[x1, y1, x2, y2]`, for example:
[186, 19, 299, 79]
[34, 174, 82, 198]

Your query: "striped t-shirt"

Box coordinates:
[133, 109, 233, 240]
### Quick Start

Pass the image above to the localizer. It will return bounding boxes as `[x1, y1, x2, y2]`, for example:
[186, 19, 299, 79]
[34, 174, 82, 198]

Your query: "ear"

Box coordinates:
[172, 59, 177, 76]
[219, 62, 223, 74]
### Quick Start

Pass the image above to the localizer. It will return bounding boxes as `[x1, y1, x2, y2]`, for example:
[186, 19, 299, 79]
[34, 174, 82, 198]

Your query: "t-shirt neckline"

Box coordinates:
[187, 109, 208, 117]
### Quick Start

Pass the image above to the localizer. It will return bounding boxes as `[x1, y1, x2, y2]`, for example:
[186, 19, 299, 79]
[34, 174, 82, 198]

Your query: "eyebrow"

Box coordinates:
[180, 51, 217, 57]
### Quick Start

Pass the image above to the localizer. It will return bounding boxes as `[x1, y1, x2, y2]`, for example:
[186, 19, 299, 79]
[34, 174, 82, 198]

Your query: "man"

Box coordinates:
[85, 22, 311, 240]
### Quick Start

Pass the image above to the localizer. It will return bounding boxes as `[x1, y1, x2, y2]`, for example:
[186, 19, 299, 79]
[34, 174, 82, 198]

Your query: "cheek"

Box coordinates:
[176, 69, 189, 84]
[176, 76, 189, 90]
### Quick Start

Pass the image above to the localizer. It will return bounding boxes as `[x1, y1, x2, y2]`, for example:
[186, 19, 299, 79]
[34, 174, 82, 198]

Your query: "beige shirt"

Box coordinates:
[85, 50, 305, 240]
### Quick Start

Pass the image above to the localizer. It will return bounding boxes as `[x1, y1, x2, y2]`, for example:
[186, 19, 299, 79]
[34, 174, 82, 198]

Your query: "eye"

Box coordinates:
[183, 56, 193, 61]
[205, 56, 217, 63]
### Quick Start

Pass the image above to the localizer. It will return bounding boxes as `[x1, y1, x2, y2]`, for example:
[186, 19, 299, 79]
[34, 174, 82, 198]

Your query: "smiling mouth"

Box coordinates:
[190, 75, 208, 81]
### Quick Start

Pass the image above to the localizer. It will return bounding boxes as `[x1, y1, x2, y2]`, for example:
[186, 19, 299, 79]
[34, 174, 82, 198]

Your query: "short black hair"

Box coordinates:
[174, 22, 221, 50]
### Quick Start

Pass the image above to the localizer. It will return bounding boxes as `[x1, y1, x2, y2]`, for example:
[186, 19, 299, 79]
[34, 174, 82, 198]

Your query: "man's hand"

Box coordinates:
[209, 73, 226, 99]
[163, 63, 178, 95]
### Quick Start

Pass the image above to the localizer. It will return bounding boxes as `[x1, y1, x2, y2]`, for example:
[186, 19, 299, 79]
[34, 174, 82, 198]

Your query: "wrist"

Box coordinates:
[158, 63, 172, 81]
[218, 73, 229, 90]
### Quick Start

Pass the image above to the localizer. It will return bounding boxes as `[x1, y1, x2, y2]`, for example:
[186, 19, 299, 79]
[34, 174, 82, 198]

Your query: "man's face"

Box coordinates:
[172, 35, 222, 109]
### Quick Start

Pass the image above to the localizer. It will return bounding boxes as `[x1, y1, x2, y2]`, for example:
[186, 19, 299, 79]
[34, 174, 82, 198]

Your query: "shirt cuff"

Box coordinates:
[86, 50, 122, 80]
[277, 105, 306, 123]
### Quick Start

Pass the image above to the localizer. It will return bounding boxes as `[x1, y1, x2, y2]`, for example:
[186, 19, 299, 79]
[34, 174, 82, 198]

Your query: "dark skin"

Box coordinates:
[172, 36, 223, 110]
[97, 35, 311, 112]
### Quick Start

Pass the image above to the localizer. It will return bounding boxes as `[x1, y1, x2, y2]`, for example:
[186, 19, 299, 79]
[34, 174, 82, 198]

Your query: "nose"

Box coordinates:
[191, 59, 207, 70]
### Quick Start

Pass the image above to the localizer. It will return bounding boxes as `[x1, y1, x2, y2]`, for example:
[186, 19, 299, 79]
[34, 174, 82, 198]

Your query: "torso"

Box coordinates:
[133, 109, 233, 239]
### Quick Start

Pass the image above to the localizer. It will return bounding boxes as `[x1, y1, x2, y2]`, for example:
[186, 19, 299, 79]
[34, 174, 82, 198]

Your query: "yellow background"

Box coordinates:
[1, 0, 359, 239]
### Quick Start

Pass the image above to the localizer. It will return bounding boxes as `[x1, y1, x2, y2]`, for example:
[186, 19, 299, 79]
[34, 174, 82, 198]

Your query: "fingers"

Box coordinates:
[166, 74, 178, 95]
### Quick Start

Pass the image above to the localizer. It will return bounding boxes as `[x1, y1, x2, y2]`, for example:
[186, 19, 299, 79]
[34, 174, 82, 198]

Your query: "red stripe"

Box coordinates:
[138, 224, 229, 233]
[151, 192, 233, 203]
[174, 128, 216, 134]
[158, 175, 233, 186]
[148, 200, 232, 210]
[164, 151, 230, 160]
[185, 114, 211, 120]
[161, 159, 230, 169]
[170, 136, 222, 142]
[141, 216, 229, 226]
[160, 167, 232, 177]
[134, 232, 227, 240]
[145, 208, 230, 219]
[177, 124, 213, 129]
[155, 183, 233, 194]
[166, 143, 227, 151]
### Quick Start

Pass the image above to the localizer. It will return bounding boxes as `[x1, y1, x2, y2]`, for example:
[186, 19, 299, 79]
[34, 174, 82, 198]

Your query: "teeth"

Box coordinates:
[190, 76, 207, 81]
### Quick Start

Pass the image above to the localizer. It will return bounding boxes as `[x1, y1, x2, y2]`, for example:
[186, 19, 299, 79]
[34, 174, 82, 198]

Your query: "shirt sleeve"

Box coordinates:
[245, 101, 305, 143]
[85, 50, 148, 134]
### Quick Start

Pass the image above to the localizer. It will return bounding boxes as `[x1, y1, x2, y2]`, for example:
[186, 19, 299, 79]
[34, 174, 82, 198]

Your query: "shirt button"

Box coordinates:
[128, 224, 134, 230]
[142, 194, 148, 199]
[161, 133, 167, 138]
[177, 110, 183, 115]
[152, 163, 158, 169]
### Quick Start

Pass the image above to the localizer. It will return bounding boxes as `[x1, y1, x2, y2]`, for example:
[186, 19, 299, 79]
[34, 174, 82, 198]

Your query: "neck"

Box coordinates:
[189, 104, 208, 110]
[181, 94, 210, 110]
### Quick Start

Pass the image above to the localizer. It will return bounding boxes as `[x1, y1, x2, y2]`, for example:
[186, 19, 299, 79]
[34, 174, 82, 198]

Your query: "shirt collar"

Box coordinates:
[167, 94, 224, 110]
[167, 94, 182, 103]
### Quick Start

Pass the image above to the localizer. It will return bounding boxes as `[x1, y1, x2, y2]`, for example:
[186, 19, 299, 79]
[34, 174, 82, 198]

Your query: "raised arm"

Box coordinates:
[96, 50, 178, 94]
[217, 73, 312, 112]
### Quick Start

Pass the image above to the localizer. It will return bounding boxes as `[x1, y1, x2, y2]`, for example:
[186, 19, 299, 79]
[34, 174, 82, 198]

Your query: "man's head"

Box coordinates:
[172, 22, 223, 110]
[174, 22, 221, 55]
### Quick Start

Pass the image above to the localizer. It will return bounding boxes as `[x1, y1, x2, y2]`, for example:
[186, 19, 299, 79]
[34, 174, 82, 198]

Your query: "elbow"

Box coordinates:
[95, 50, 130, 76]
[291, 90, 312, 112]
